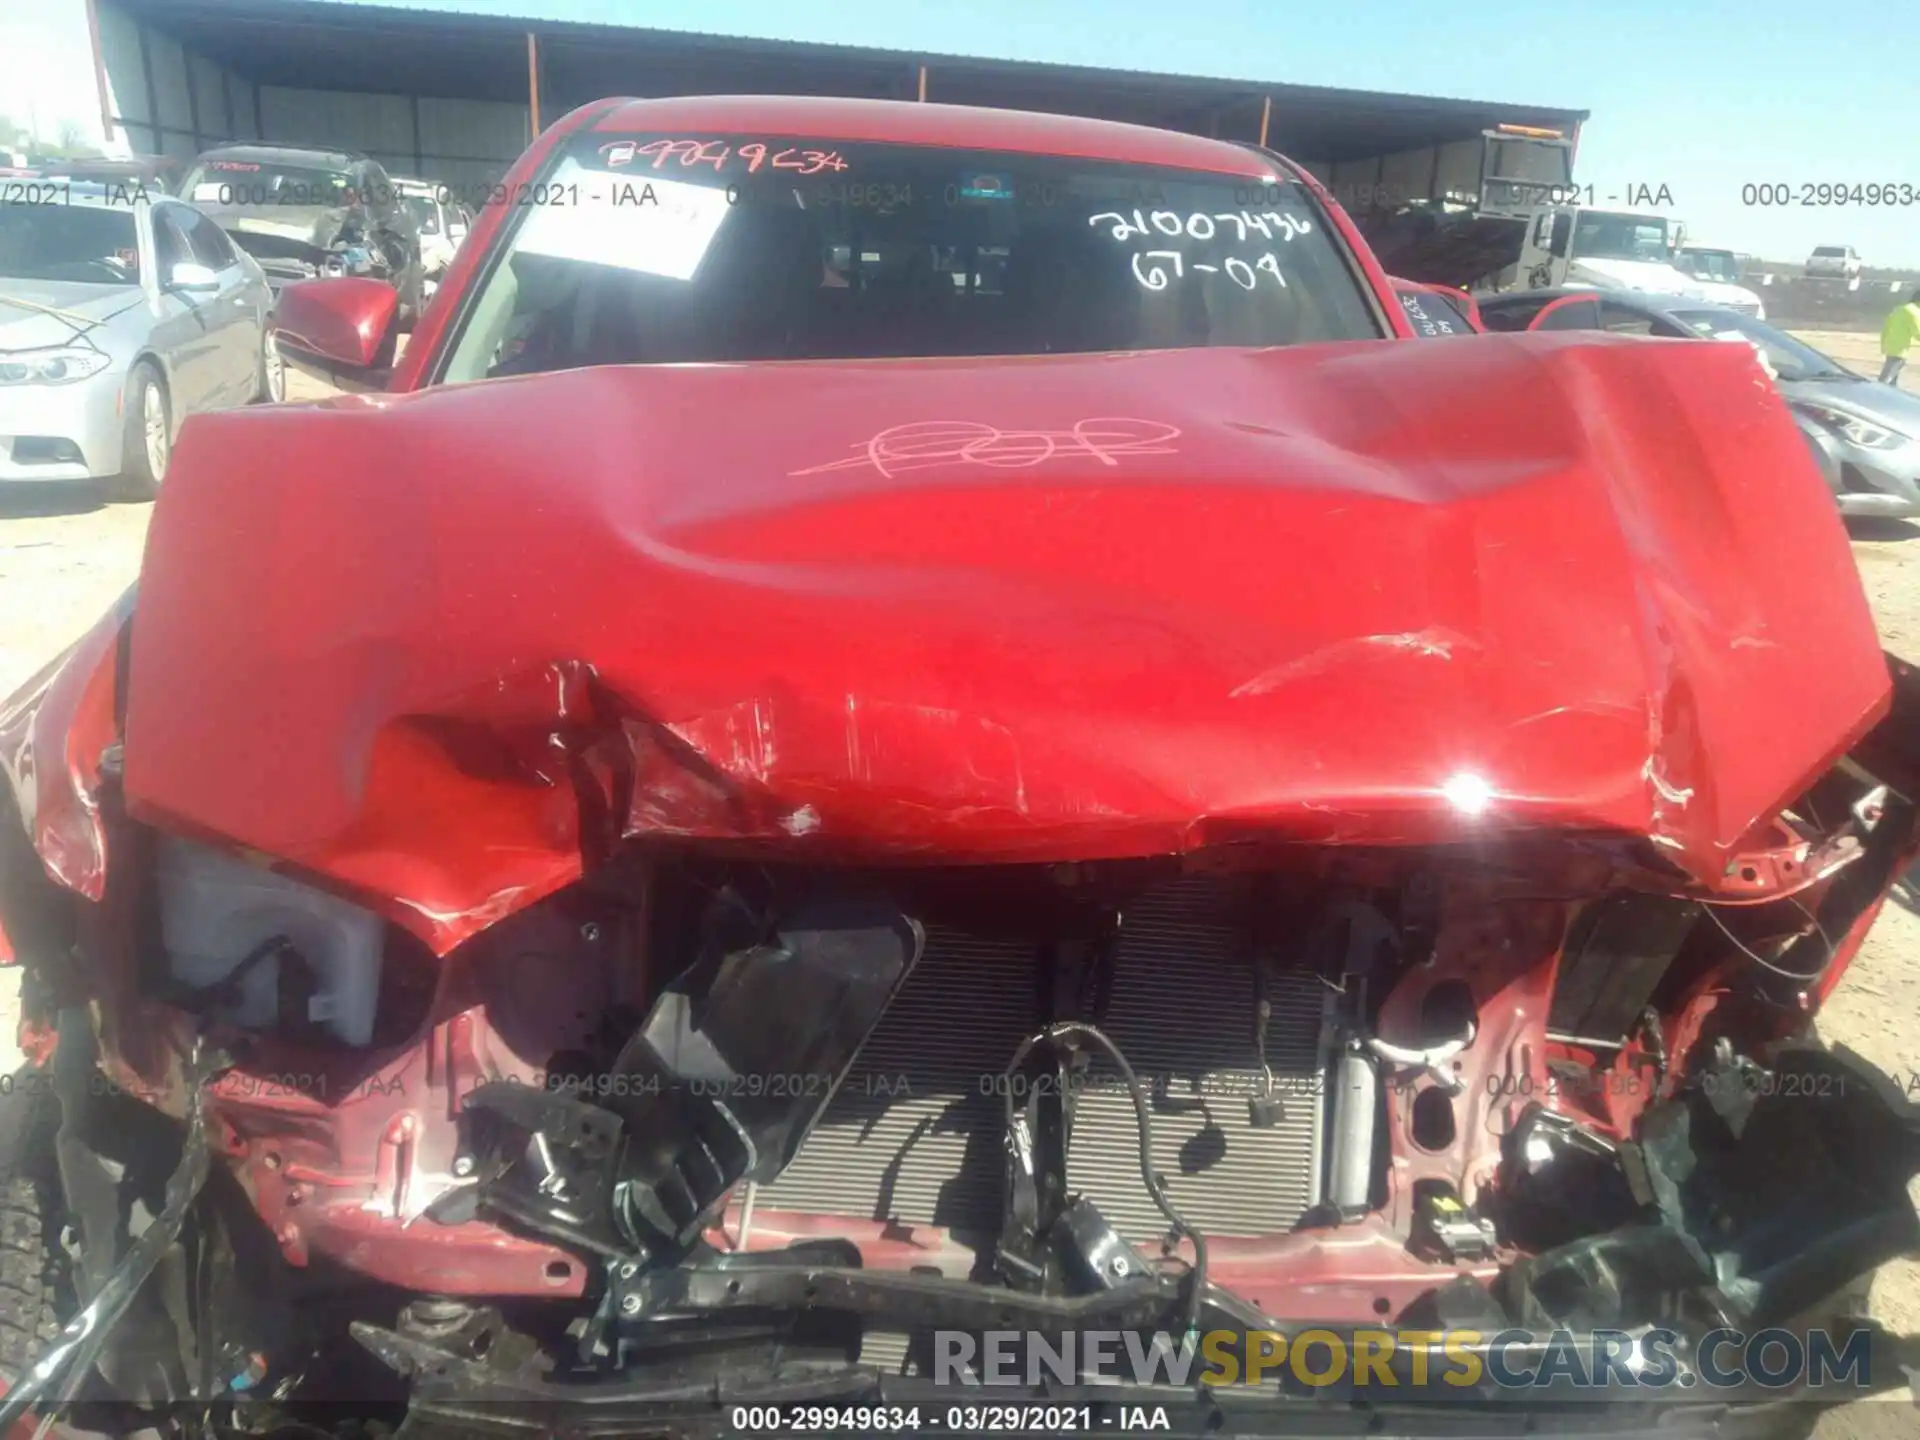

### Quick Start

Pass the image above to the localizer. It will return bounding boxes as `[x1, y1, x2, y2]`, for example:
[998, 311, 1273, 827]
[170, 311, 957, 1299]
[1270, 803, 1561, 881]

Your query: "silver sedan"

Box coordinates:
[1479, 288, 1920, 519]
[0, 179, 273, 499]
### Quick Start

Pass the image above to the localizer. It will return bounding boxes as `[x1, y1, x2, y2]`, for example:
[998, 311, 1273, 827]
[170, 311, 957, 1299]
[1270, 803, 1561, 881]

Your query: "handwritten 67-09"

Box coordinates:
[1129, 250, 1287, 291]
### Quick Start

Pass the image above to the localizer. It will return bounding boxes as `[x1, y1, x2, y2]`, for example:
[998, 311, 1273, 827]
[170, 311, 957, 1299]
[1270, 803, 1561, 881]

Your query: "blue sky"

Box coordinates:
[357, 0, 1920, 265]
[7, 0, 1917, 263]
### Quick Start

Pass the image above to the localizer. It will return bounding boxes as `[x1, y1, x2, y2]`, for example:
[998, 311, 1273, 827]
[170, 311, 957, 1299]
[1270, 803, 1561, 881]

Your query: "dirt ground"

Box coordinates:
[1794, 331, 1920, 1437]
[0, 330, 1915, 1430]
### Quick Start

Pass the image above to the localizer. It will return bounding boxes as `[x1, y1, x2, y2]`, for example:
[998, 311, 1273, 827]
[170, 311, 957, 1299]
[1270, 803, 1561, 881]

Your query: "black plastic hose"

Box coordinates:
[1000, 1021, 1210, 1334]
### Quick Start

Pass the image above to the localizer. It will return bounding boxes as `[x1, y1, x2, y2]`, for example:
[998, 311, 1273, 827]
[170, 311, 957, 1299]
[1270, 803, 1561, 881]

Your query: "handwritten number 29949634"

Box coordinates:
[599, 138, 849, 176]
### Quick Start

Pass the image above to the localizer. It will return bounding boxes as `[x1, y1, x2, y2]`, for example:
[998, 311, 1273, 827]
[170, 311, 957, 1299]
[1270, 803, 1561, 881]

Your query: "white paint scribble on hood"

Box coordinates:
[1231, 627, 1476, 698]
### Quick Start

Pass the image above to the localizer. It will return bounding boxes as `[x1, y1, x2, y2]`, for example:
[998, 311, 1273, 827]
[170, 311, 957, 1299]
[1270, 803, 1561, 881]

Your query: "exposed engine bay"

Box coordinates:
[6, 709, 1920, 1437]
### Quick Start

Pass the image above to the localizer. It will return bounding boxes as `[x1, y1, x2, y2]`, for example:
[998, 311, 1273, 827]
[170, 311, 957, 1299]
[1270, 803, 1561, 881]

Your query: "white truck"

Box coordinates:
[1500, 209, 1765, 316]
[1356, 128, 1762, 315]
[1494, 205, 1697, 296]
[1676, 243, 1767, 318]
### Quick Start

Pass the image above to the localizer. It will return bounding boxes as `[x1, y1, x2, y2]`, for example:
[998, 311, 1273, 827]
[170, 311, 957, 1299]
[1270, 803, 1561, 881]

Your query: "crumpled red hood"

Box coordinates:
[122, 334, 1888, 952]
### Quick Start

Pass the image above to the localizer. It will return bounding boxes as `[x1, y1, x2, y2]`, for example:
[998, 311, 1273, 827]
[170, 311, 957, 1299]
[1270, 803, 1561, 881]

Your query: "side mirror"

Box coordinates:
[448, 220, 468, 243]
[1547, 212, 1573, 258]
[272, 276, 399, 372]
[168, 262, 220, 292]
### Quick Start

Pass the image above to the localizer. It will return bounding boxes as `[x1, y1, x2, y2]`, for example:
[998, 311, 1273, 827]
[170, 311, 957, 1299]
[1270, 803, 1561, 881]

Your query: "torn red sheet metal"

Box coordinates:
[44, 332, 1884, 953]
[0, 588, 131, 899]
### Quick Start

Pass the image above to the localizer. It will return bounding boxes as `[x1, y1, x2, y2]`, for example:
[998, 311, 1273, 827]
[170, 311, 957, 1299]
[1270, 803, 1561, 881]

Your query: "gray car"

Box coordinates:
[181, 144, 424, 327]
[1479, 288, 1920, 519]
[0, 179, 272, 499]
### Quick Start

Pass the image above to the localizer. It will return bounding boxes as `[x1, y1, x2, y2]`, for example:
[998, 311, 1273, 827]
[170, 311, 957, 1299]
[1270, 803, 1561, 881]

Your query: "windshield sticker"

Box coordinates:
[956, 173, 1015, 202]
[789, 419, 1182, 480]
[598, 139, 848, 176]
[515, 164, 733, 281]
[206, 160, 262, 171]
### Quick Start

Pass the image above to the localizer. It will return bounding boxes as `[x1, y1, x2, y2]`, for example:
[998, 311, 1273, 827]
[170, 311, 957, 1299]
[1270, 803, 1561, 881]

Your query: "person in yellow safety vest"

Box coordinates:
[1882, 289, 1920, 386]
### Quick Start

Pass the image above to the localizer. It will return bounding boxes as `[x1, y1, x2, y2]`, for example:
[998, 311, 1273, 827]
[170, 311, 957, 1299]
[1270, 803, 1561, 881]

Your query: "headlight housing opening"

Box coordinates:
[0, 347, 114, 386]
[1800, 403, 1903, 451]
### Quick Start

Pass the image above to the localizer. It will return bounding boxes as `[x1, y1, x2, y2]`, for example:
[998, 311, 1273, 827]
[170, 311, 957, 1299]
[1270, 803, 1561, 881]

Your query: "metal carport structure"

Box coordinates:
[81, 0, 1586, 204]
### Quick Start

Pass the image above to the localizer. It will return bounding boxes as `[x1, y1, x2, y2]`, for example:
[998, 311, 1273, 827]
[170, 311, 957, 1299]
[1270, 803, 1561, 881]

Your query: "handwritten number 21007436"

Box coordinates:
[1089, 209, 1313, 244]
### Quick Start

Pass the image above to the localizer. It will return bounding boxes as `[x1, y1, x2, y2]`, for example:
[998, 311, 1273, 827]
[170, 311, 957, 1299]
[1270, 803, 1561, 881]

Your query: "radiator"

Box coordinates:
[758, 875, 1329, 1253]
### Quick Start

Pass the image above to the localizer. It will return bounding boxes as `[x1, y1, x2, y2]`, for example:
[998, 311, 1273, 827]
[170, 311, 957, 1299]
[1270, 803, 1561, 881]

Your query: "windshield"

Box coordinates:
[440, 135, 1382, 381]
[183, 158, 355, 208]
[1681, 248, 1739, 283]
[404, 194, 441, 234]
[1571, 212, 1673, 263]
[1668, 308, 1856, 382]
[1813, 247, 1848, 258]
[0, 202, 140, 285]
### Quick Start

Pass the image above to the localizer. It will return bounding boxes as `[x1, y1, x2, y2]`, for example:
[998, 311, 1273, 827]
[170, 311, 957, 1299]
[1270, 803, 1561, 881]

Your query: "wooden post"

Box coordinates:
[83, 0, 115, 143]
[134, 20, 160, 153]
[182, 39, 202, 154]
[1257, 95, 1271, 148]
[917, 65, 928, 102]
[527, 32, 542, 137]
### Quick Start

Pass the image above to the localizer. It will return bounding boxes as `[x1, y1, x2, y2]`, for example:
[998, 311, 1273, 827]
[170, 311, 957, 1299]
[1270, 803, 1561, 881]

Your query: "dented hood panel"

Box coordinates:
[122, 335, 1889, 952]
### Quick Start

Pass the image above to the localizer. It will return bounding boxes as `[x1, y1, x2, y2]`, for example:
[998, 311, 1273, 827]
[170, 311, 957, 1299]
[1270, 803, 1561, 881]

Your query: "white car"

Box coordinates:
[0, 180, 273, 499]
[391, 178, 472, 294]
[1806, 245, 1863, 279]
[1676, 245, 1766, 319]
